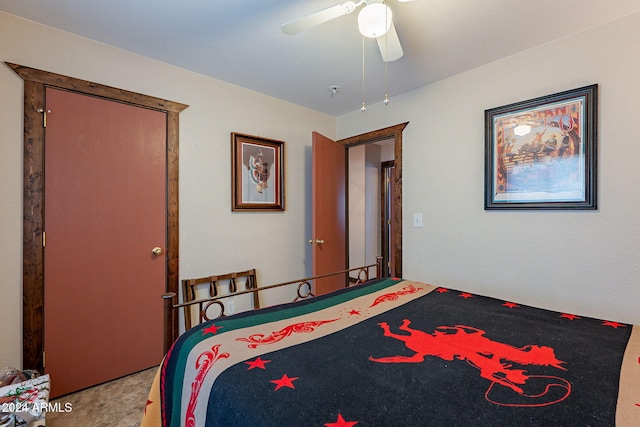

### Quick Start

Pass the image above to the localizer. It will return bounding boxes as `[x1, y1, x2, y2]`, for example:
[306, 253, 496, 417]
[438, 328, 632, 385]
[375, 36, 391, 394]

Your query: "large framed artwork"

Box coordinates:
[484, 85, 597, 210]
[231, 133, 285, 211]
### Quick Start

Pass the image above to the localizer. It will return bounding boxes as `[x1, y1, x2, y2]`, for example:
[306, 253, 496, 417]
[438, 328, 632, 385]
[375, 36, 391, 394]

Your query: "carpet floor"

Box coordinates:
[46, 367, 157, 427]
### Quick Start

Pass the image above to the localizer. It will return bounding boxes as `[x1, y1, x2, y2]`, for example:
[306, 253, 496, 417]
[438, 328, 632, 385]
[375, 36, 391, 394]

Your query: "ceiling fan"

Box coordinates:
[281, 0, 416, 63]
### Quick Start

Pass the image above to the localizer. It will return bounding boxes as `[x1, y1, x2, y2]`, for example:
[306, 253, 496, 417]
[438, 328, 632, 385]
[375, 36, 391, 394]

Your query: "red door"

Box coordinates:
[43, 88, 166, 397]
[312, 132, 347, 295]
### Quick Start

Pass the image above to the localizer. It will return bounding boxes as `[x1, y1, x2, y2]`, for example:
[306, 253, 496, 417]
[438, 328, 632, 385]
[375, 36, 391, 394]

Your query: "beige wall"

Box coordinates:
[3, 10, 639, 370]
[338, 13, 640, 326]
[0, 12, 335, 368]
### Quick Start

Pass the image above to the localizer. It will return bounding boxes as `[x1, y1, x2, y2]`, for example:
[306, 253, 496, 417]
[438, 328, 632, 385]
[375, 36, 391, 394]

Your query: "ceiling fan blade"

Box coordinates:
[376, 21, 403, 62]
[281, 1, 358, 35]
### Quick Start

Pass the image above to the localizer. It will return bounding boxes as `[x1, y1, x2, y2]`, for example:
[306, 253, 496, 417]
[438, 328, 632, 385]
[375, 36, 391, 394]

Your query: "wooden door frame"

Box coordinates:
[8, 63, 188, 372]
[338, 122, 407, 278]
[380, 160, 395, 277]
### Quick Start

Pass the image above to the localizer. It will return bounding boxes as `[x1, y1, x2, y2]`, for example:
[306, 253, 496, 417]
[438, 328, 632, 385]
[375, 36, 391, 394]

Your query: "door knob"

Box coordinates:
[151, 247, 163, 256]
[308, 239, 325, 245]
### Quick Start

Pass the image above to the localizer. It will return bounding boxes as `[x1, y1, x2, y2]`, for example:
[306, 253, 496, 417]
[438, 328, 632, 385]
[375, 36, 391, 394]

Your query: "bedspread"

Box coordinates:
[141, 278, 640, 426]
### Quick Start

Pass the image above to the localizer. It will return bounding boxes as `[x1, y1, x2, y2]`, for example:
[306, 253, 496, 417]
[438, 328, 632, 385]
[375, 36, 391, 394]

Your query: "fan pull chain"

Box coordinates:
[361, 35, 366, 113]
[384, 2, 390, 106]
[384, 61, 389, 106]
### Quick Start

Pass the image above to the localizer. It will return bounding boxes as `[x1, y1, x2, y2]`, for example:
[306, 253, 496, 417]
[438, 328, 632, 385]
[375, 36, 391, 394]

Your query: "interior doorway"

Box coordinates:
[338, 122, 407, 279]
[347, 139, 394, 278]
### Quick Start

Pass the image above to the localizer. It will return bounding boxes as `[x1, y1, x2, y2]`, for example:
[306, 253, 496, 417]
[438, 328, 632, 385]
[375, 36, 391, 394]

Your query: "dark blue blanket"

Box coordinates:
[141, 278, 640, 426]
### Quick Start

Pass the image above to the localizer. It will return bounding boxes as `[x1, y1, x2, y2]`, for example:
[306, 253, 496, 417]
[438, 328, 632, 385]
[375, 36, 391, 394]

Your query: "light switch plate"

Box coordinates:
[413, 213, 423, 228]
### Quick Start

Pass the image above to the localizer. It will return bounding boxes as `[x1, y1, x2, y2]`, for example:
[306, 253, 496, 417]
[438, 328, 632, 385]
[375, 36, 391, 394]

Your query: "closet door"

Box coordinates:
[44, 88, 167, 397]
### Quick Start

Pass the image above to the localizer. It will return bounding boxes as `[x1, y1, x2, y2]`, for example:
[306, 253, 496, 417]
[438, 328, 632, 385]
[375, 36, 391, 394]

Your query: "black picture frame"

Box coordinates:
[484, 84, 597, 210]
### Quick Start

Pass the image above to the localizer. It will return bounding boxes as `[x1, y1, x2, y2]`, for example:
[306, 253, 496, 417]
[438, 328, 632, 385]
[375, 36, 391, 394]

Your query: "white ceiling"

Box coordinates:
[2, 0, 639, 116]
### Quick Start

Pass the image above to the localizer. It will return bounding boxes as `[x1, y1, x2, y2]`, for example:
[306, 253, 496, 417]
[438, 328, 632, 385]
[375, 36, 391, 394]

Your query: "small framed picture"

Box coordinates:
[231, 133, 285, 211]
[485, 85, 597, 210]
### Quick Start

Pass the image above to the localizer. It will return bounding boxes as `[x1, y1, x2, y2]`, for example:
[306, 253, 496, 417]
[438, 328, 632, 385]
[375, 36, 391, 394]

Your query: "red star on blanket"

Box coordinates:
[202, 324, 222, 335]
[324, 413, 359, 427]
[144, 399, 153, 415]
[602, 320, 625, 329]
[459, 292, 474, 299]
[270, 374, 298, 391]
[245, 357, 271, 370]
[435, 287, 449, 293]
[560, 313, 581, 320]
[348, 309, 361, 316]
[502, 302, 519, 308]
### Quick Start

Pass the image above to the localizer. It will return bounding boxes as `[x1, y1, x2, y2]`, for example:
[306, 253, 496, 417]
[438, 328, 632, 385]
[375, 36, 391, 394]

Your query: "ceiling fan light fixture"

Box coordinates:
[358, 3, 392, 38]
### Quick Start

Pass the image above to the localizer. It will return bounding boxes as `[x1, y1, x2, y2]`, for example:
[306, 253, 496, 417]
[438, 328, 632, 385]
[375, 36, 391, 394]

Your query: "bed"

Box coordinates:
[141, 265, 640, 426]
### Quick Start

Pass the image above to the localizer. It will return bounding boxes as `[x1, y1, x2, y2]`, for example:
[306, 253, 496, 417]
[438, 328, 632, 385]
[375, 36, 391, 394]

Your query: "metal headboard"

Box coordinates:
[163, 257, 383, 329]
